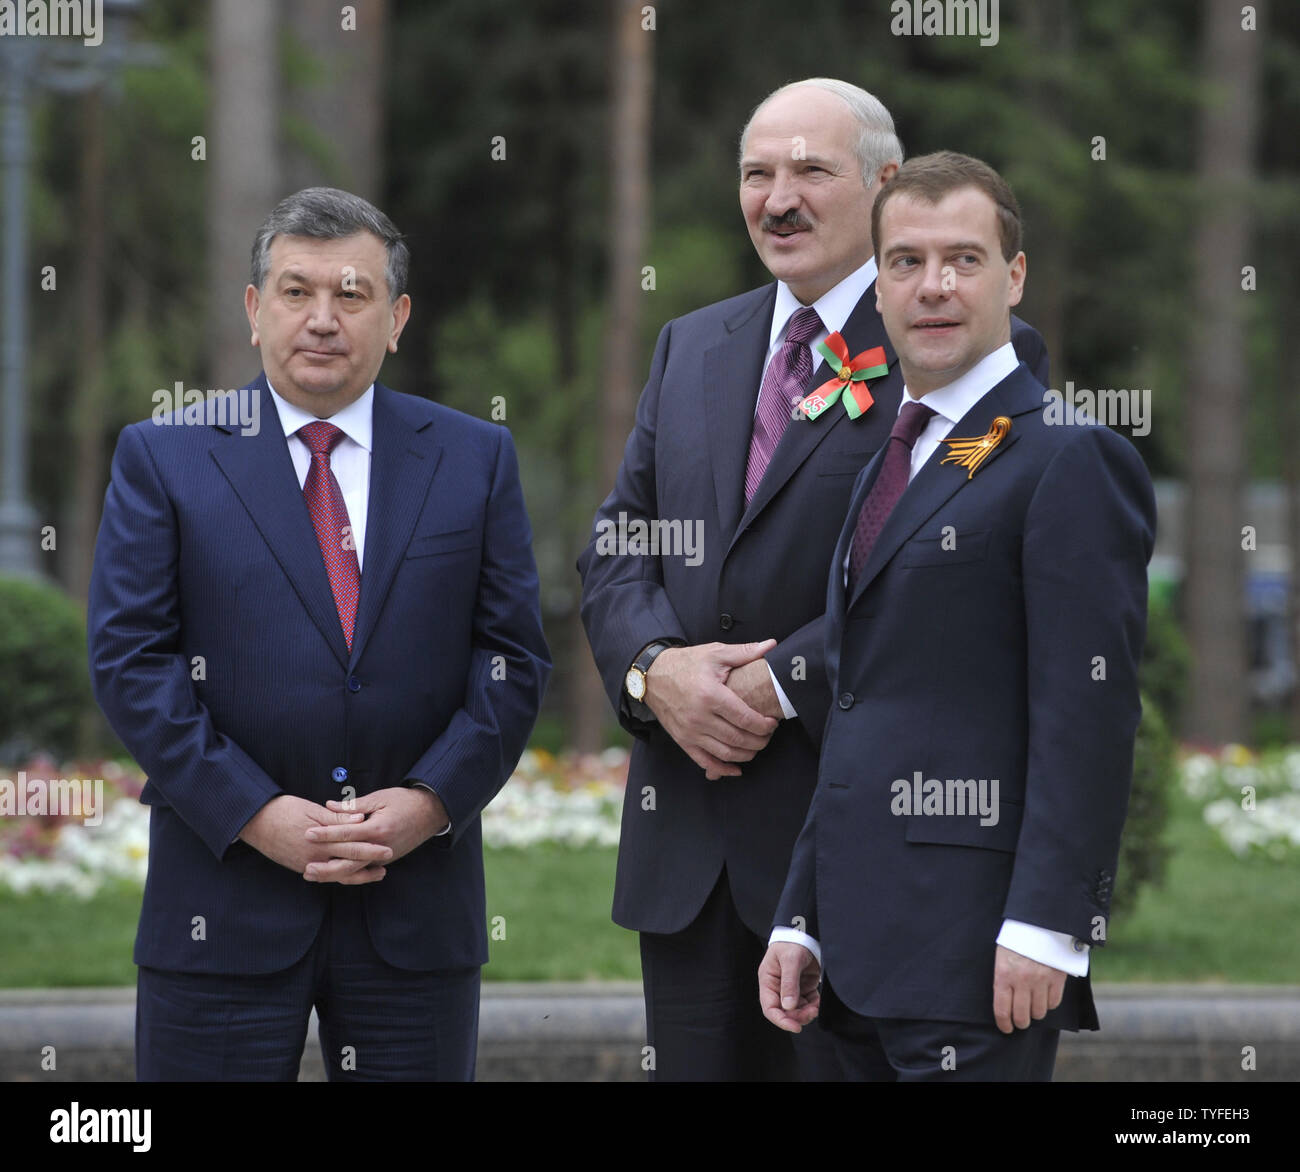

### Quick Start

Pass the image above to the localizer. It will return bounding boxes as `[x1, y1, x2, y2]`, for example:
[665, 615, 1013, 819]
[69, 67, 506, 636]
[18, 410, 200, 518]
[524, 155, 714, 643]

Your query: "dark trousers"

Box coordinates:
[638, 867, 844, 1081]
[818, 976, 1060, 1081]
[136, 885, 480, 1081]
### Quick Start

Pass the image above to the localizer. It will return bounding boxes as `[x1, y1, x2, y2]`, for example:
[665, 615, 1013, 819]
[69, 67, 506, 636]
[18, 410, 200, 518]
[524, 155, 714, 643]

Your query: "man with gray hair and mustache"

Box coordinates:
[579, 79, 1049, 1080]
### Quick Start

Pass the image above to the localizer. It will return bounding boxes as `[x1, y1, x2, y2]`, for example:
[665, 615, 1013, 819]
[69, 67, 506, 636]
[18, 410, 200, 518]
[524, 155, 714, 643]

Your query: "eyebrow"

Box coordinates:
[277, 268, 376, 292]
[740, 153, 837, 171]
[883, 240, 989, 259]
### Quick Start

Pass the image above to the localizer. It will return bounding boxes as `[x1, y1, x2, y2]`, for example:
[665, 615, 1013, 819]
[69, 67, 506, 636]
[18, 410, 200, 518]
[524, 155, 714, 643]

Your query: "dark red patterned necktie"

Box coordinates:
[847, 401, 936, 593]
[299, 421, 361, 649]
[744, 306, 823, 503]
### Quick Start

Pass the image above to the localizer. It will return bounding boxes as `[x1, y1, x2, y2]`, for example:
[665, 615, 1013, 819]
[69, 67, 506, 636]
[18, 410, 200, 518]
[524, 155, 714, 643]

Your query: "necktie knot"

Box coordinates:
[784, 306, 823, 347]
[891, 401, 936, 450]
[299, 420, 346, 457]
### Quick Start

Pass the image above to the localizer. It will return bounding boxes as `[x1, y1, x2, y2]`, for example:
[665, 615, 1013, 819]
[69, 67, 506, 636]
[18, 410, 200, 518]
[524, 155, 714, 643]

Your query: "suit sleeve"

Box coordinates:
[765, 618, 834, 746]
[773, 798, 820, 941]
[577, 321, 689, 736]
[1003, 424, 1155, 943]
[1011, 315, 1050, 386]
[403, 426, 552, 847]
[88, 424, 283, 861]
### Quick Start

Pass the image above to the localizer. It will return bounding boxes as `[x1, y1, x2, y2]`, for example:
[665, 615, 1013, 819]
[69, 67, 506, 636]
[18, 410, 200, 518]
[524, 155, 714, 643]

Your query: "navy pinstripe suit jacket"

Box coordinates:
[88, 373, 550, 974]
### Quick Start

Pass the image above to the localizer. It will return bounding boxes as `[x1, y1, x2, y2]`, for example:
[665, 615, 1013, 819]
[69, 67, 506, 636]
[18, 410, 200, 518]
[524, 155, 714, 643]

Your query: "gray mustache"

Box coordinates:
[761, 211, 813, 233]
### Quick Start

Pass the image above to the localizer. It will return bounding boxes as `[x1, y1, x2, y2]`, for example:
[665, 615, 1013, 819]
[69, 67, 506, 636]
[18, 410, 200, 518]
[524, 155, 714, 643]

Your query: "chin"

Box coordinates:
[289, 365, 346, 391]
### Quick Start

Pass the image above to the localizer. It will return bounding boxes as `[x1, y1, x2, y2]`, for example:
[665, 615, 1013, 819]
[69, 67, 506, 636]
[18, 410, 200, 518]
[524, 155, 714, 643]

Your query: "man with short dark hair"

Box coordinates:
[579, 84, 1049, 1080]
[760, 152, 1155, 1081]
[89, 186, 550, 1080]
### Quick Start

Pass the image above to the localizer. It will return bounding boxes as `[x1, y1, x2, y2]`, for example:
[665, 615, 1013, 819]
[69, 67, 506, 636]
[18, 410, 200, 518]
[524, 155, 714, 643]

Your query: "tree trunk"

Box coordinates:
[569, 0, 654, 753]
[1281, 241, 1300, 736]
[66, 86, 106, 603]
[208, 0, 282, 391]
[1183, 0, 1264, 744]
[282, 0, 386, 200]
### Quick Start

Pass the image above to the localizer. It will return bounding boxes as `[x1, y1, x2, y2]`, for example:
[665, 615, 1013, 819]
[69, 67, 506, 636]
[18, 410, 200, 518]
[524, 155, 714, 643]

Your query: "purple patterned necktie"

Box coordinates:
[744, 306, 823, 503]
[847, 400, 936, 593]
[299, 421, 361, 649]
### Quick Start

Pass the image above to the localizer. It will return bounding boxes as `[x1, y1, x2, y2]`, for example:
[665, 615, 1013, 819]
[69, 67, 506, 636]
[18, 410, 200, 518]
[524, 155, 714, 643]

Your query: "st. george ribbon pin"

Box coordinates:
[939, 416, 1012, 479]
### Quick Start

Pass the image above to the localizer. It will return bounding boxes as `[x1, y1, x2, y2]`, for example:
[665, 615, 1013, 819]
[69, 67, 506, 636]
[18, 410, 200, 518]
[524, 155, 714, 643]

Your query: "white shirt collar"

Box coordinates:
[267, 377, 375, 453]
[899, 341, 1018, 425]
[769, 256, 878, 349]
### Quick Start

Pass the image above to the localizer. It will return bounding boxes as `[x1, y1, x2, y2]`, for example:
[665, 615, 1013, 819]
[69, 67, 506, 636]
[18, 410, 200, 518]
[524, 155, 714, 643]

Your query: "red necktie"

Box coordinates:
[847, 401, 936, 593]
[298, 421, 361, 649]
[744, 306, 823, 503]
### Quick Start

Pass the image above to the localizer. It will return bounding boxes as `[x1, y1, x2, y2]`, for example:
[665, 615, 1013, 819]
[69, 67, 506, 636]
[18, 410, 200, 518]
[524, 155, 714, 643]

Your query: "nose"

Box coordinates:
[306, 292, 339, 332]
[916, 258, 952, 301]
[764, 170, 802, 219]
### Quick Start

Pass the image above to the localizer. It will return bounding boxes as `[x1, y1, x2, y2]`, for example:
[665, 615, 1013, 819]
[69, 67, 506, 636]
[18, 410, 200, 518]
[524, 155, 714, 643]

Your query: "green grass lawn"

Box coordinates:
[0, 791, 1295, 987]
[1095, 786, 1300, 983]
[483, 844, 639, 981]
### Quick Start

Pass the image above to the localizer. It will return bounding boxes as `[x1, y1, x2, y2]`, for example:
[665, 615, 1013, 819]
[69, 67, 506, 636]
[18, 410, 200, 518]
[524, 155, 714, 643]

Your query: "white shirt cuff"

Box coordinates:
[766, 663, 797, 720]
[997, 918, 1089, 977]
[768, 927, 821, 968]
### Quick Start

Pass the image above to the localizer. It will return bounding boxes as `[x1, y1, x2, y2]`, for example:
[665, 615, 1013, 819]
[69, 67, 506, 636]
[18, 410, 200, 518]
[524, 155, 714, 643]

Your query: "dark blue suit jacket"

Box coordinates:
[88, 374, 550, 975]
[774, 361, 1156, 1029]
[579, 279, 1047, 938]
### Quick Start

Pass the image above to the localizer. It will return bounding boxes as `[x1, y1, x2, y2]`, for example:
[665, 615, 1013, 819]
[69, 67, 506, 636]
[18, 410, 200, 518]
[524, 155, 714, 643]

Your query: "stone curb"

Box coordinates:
[2, 983, 1296, 1082]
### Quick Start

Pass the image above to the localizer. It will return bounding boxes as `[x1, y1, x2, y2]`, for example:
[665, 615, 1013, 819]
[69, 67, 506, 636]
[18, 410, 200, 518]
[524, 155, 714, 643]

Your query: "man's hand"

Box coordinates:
[992, 944, 1067, 1034]
[238, 794, 390, 883]
[725, 657, 785, 721]
[303, 786, 451, 883]
[759, 942, 821, 1033]
[643, 639, 780, 779]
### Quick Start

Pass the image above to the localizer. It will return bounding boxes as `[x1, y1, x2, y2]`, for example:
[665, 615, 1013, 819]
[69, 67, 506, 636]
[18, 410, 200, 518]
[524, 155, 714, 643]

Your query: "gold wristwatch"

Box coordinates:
[625, 640, 673, 702]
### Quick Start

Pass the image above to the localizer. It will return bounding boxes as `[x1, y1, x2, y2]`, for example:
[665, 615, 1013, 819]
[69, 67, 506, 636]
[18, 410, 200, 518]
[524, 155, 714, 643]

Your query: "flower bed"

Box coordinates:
[1180, 745, 1300, 861]
[0, 756, 147, 897]
[0, 748, 628, 897]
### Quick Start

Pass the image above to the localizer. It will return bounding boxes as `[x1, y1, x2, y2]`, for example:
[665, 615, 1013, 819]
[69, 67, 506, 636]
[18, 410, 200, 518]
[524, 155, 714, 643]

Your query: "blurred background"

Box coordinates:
[0, 0, 1297, 997]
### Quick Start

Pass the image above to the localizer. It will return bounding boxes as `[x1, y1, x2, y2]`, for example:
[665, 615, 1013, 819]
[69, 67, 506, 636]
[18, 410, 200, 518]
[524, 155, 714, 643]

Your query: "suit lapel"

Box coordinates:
[847, 365, 1044, 609]
[209, 376, 353, 668]
[210, 376, 445, 670]
[731, 284, 896, 549]
[704, 287, 776, 541]
[346, 383, 443, 667]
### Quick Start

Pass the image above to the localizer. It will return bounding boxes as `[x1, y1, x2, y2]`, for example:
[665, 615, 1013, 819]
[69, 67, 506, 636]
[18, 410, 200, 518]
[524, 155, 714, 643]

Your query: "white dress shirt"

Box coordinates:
[266, 379, 453, 838]
[267, 380, 374, 569]
[770, 341, 1091, 979]
[760, 257, 879, 719]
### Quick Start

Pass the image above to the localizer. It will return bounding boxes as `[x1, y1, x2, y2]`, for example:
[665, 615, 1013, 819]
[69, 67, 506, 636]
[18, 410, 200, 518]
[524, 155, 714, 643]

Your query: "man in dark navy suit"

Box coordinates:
[760, 152, 1155, 1080]
[88, 188, 550, 1080]
[579, 82, 1048, 1080]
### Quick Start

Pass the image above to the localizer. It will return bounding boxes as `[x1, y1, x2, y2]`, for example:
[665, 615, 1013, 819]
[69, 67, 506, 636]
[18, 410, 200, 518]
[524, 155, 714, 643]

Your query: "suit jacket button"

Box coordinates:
[347, 676, 362, 693]
[719, 613, 734, 631]
[838, 692, 854, 710]
[331, 767, 349, 784]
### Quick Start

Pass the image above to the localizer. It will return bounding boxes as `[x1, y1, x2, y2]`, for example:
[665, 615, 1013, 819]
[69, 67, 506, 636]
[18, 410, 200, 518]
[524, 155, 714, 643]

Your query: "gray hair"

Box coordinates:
[738, 78, 904, 186]
[250, 187, 409, 301]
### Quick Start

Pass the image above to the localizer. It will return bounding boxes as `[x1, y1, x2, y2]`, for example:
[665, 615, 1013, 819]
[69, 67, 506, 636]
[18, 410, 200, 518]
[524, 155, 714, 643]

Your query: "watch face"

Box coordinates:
[626, 668, 646, 701]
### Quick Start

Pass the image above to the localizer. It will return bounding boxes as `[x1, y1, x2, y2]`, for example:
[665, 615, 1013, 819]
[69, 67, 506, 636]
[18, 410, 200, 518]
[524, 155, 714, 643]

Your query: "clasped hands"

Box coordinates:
[238, 786, 450, 885]
[643, 638, 784, 780]
[758, 942, 1068, 1036]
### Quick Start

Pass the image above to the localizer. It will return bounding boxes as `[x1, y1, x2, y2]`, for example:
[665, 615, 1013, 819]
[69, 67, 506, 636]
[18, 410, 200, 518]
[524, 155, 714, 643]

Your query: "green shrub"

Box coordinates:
[1113, 693, 1176, 919]
[1140, 592, 1190, 734]
[1107, 595, 1187, 919]
[0, 576, 103, 757]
